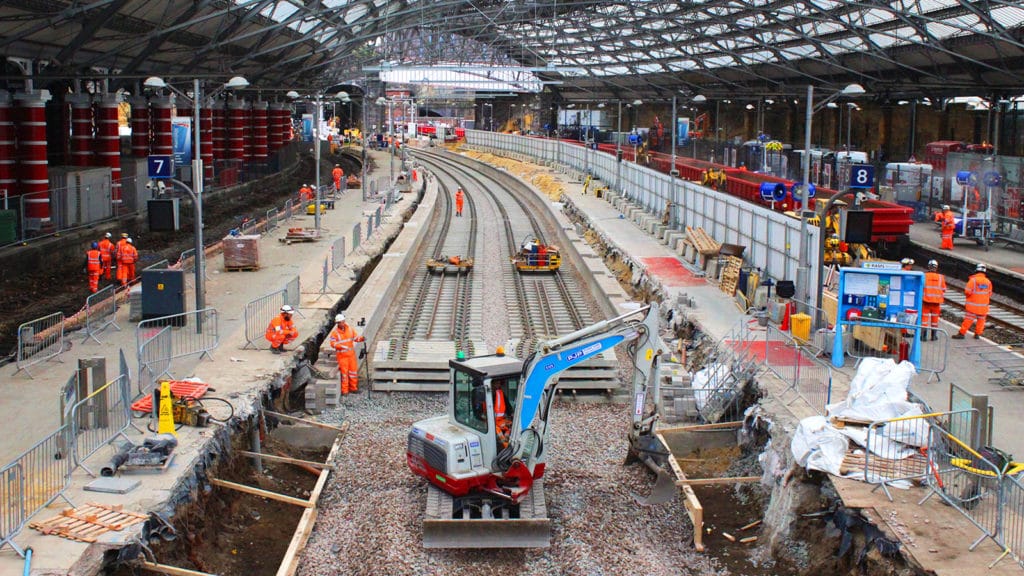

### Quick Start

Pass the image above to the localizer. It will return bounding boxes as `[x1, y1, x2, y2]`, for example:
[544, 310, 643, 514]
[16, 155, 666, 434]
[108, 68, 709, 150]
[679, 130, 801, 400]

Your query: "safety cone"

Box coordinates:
[780, 301, 792, 331]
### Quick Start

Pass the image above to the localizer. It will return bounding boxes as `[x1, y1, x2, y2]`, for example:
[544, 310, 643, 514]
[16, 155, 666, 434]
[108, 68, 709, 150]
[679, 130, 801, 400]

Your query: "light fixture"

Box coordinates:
[336, 91, 349, 100]
[765, 99, 775, 105]
[898, 100, 910, 105]
[598, 103, 606, 108]
[692, 94, 707, 103]
[376, 96, 386, 105]
[745, 104, 755, 110]
[143, 76, 166, 89]
[826, 102, 839, 109]
[286, 90, 300, 99]
[632, 99, 643, 106]
[224, 76, 249, 90]
[841, 83, 866, 96]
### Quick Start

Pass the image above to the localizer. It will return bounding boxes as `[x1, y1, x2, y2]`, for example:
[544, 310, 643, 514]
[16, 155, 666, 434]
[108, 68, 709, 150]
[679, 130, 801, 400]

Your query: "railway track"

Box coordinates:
[372, 149, 619, 391]
[943, 277, 1024, 339]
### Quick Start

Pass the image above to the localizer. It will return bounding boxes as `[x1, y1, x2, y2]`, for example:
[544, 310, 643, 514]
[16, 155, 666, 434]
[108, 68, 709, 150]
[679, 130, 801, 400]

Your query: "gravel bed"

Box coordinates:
[298, 393, 726, 576]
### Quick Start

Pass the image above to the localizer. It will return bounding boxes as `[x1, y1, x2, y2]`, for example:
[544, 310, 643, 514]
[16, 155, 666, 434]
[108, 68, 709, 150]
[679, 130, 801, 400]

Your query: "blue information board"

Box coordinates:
[832, 267, 924, 368]
[147, 155, 174, 179]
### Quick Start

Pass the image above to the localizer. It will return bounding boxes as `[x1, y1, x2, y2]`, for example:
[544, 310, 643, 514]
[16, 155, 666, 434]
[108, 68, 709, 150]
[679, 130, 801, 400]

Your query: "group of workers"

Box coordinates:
[297, 165, 347, 204]
[265, 306, 366, 395]
[84, 232, 138, 293]
[900, 257, 992, 341]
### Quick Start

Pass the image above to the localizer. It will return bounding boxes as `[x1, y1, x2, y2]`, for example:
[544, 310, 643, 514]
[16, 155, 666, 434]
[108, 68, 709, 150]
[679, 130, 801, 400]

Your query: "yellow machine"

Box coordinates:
[512, 237, 561, 272]
[306, 202, 329, 215]
[700, 168, 727, 190]
[426, 255, 475, 274]
[785, 203, 873, 265]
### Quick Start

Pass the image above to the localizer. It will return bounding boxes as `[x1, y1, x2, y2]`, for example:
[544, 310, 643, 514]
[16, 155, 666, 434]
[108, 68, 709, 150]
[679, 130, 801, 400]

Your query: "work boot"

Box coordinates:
[931, 331, 938, 341]
[271, 346, 283, 354]
[951, 333, 965, 340]
[974, 333, 981, 340]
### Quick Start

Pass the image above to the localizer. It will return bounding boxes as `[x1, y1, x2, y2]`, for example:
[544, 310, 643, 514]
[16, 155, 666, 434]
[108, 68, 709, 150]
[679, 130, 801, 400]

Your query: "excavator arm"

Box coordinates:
[494, 305, 664, 489]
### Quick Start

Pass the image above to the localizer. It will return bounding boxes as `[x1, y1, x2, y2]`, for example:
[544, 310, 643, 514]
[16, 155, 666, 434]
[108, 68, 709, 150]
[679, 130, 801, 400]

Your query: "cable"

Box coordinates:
[196, 397, 235, 423]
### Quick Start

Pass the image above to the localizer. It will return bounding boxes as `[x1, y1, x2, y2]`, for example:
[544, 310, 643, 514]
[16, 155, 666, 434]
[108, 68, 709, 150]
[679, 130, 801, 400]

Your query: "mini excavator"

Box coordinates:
[407, 305, 675, 548]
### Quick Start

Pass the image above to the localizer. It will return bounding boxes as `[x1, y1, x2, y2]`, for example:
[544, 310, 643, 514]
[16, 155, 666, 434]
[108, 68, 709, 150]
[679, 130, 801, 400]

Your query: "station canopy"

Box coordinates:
[1, 0, 1022, 101]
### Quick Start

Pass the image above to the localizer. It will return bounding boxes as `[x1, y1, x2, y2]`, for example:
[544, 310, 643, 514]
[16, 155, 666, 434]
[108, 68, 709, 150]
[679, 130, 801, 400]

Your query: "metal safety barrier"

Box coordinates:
[331, 236, 346, 272]
[844, 319, 948, 380]
[142, 258, 169, 272]
[284, 199, 294, 221]
[921, 417, 1001, 550]
[318, 256, 332, 297]
[0, 425, 74, 556]
[366, 212, 374, 238]
[997, 475, 1024, 568]
[352, 223, 361, 251]
[138, 326, 172, 395]
[243, 290, 286, 349]
[14, 311, 65, 379]
[375, 205, 382, 228]
[136, 308, 219, 393]
[863, 409, 976, 501]
[762, 325, 833, 415]
[80, 284, 120, 344]
[70, 374, 132, 476]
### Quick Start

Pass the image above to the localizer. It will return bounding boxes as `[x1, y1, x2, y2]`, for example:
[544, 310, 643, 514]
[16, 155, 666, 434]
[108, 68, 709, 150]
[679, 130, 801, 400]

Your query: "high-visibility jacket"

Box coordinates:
[964, 272, 992, 315]
[299, 186, 313, 201]
[266, 314, 298, 344]
[923, 271, 947, 304]
[328, 323, 361, 355]
[942, 211, 956, 232]
[332, 167, 344, 181]
[116, 238, 130, 260]
[119, 244, 138, 264]
[86, 249, 102, 271]
[98, 239, 115, 263]
[494, 388, 509, 440]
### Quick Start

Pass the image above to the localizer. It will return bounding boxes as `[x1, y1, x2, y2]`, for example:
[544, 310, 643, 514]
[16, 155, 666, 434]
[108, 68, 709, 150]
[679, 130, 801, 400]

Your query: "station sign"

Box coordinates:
[148, 155, 174, 179]
[849, 164, 874, 189]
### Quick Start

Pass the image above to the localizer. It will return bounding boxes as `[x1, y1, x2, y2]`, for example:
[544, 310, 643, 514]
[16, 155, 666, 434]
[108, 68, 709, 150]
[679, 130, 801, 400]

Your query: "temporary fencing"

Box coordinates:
[375, 205, 383, 228]
[862, 409, 976, 502]
[243, 289, 286, 349]
[762, 325, 833, 414]
[921, 416, 1002, 550]
[844, 320, 948, 380]
[14, 311, 66, 378]
[136, 308, 219, 393]
[366, 212, 374, 239]
[331, 236, 346, 272]
[142, 258, 169, 272]
[0, 424, 74, 556]
[69, 374, 132, 476]
[998, 475, 1024, 568]
[137, 326, 172, 395]
[352, 223, 362, 251]
[80, 284, 120, 344]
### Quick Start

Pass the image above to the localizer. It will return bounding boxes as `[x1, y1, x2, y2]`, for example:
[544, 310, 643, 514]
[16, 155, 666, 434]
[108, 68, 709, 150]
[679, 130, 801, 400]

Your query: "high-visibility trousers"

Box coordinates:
[336, 352, 359, 393]
[100, 257, 113, 280]
[117, 263, 136, 285]
[87, 270, 100, 293]
[960, 313, 986, 336]
[921, 302, 941, 328]
[941, 231, 954, 250]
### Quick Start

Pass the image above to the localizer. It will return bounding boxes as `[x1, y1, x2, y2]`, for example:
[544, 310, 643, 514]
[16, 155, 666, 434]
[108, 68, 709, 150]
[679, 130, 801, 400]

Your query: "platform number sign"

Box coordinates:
[148, 155, 174, 179]
[849, 164, 874, 189]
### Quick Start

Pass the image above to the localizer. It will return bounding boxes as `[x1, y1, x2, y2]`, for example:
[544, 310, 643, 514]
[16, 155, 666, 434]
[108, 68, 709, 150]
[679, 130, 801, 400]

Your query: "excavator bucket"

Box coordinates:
[633, 468, 678, 506]
[422, 482, 551, 548]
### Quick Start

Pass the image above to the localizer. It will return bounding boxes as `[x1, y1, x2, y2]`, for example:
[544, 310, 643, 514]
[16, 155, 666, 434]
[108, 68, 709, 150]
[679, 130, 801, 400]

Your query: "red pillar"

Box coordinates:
[242, 103, 253, 163]
[212, 100, 226, 171]
[200, 101, 213, 182]
[228, 98, 246, 162]
[150, 96, 173, 157]
[95, 93, 122, 205]
[68, 94, 93, 167]
[0, 91, 16, 201]
[268, 102, 285, 153]
[15, 92, 51, 222]
[252, 101, 268, 162]
[130, 96, 150, 157]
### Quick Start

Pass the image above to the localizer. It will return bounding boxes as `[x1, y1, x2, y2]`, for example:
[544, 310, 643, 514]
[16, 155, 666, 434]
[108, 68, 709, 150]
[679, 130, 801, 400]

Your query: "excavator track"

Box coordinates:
[423, 480, 551, 548]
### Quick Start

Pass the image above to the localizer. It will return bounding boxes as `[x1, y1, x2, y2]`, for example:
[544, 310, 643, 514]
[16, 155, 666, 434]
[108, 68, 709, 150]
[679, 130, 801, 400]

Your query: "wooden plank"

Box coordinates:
[309, 425, 348, 507]
[209, 478, 313, 508]
[676, 476, 761, 487]
[657, 432, 704, 552]
[237, 451, 335, 471]
[140, 561, 219, 576]
[658, 421, 743, 434]
[263, 410, 347, 432]
[276, 508, 318, 576]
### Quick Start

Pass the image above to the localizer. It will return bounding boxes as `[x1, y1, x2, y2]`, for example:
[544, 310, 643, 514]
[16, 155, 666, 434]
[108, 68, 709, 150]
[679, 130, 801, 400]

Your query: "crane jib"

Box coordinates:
[518, 334, 627, 433]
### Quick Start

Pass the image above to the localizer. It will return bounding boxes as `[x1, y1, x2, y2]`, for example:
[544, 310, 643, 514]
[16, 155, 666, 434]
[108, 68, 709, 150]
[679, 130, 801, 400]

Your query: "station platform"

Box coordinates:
[0, 149, 410, 574]
[907, 219, 1024, 280]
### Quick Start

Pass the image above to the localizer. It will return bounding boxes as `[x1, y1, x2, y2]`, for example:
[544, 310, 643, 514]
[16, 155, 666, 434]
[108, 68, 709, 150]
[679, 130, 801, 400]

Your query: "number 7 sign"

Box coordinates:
[148, 155, 174, 179]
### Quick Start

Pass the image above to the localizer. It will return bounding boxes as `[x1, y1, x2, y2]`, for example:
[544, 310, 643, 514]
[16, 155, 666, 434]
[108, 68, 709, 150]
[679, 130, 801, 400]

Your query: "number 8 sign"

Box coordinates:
[849, 164, 874, 189]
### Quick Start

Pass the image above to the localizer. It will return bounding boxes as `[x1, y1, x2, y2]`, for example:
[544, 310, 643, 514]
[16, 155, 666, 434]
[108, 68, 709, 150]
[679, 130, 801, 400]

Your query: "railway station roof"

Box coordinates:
[1, 0, 1022, 101]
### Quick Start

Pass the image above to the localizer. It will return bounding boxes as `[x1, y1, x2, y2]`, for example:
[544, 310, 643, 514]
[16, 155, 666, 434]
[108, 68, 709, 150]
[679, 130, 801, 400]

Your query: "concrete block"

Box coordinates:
[653, 223, 666, 238]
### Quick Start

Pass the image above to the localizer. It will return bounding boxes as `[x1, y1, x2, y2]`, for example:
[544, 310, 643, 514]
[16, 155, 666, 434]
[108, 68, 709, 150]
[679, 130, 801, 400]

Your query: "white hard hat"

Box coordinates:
[105, 232, 112, 238]
[977, 263, 987, 272]
[943, 204, 950, 211]
[928, 259, 938, 269]
[281, 305, 294, 313]
[126, 238, 133, 244]
[900, 258, 913, 266]
[335, 313, 346, 323]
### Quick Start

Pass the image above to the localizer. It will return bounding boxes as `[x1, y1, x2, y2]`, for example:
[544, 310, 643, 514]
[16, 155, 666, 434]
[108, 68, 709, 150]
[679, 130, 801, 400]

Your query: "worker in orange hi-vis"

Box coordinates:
[85, 242, 102, 293]
[494, 387, 510, 448]
[328, 313, 365, 395]
[116, 238, 138, 286]
[332, 164, 344, 192]
[455, 188, 465, 217]
[953, 263, 992, 340]
[98, 232, 115, 280]
[266, 305, 298, 353]
[299, 183, 313, 203]
[921, 260, 947, 341]
[940, 204, 956, 250]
